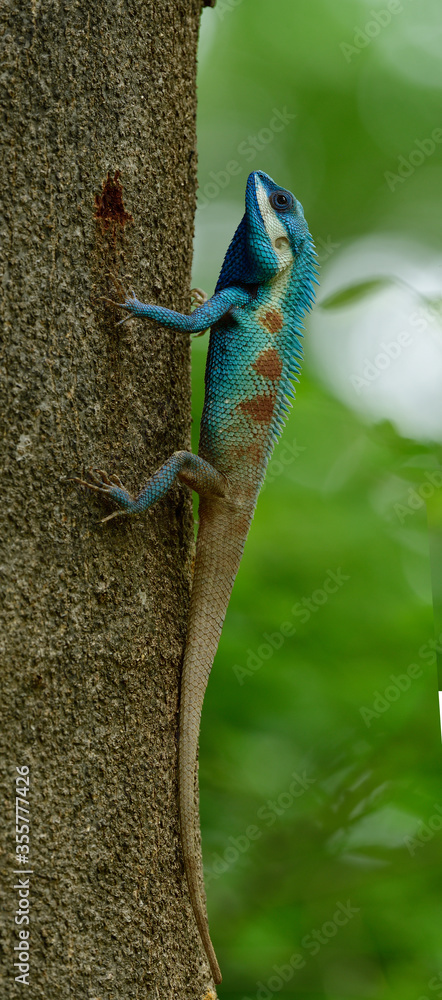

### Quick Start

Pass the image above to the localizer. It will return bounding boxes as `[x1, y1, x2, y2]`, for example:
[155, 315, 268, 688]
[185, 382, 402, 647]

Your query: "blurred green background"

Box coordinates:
[191, 2, 442, 997]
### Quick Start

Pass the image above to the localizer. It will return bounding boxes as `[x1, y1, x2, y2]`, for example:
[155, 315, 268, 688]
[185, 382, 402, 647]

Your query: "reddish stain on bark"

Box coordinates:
[94, 171, 133, 231]
[253, 347, 283, 381]
[260, 308, 283, 334]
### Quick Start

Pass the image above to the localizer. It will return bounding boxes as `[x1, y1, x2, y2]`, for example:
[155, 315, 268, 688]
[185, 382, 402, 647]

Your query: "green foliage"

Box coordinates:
[319, 279, 393, 310]
[194, 2, 442, 995]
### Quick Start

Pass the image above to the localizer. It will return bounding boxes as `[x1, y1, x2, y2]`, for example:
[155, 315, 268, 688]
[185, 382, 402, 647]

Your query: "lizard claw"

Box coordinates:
[98, 274, 142, 325]
[99, 294, 125, 309]
[99, 271, 134, 312]
[115, 290, 143, 325]
[93, 468, 112, 486]
[105, 269, 132, 289]
[70, 468, 135, 521]
[100, 509, 126, 524]
[190, 286, 208, 307]
[68, 475, 106, 493]
[190, 287, 209, 337]
[70, 468, 126, 496]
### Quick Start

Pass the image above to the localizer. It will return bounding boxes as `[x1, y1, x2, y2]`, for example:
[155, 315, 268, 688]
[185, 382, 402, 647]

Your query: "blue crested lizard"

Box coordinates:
[76, 171, 317, 983]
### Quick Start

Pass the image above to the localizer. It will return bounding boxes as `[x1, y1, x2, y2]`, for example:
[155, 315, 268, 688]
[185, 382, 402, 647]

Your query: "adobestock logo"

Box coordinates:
[394, 470, 442, 524]
[416, 975, 442, 1000]
[359, 633, 441, 727]
[349, 301, 442, 396]
[404, 804, 442, 857]
[340, 0, 406, 63]
[233, 568, 349, 685]
[349, 331, 413, 394]
[205, 769, 316, 885]
[197, 108, 296, 210]
[315, 235, 341, 264]
[385, 129, 442, 192]
[214, 0, 244, 19]
[241, 901, 360, 1000]
[261, 438, 305, 492]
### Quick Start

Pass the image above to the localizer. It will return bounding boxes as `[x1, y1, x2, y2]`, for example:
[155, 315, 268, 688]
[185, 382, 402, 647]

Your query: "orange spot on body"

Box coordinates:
[239, 392, 276, 424]
[247, 439, 265, 464]
[260, 308, 283, 334]
[253, 347, 283, 381]
[228, 438, 264, 466]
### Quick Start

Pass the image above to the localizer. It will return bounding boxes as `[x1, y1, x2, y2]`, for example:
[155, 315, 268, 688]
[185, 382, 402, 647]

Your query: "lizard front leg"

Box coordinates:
[115, 285, 253, 331]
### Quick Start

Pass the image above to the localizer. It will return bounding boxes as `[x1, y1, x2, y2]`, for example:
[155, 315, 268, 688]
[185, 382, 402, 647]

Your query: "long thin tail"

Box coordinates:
[179, 497, 252, 985]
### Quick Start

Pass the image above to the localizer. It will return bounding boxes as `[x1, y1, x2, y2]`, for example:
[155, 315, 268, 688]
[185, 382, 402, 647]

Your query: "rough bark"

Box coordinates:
[0, 1, 215, 996]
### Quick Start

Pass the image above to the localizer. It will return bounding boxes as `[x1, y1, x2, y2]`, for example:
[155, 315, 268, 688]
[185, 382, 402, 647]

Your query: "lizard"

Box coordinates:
[75, 170, 318, 984]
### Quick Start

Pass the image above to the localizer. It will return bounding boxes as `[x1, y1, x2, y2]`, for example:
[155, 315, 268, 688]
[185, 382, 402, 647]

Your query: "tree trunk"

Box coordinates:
[0, 1, 216, 995]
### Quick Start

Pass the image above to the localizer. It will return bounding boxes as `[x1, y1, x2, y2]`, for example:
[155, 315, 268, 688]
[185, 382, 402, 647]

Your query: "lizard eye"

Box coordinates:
[269, 189, 295, 212]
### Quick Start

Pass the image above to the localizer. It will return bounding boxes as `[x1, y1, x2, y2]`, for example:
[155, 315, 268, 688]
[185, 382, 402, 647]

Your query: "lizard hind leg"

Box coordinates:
[74, 452, 226, 517]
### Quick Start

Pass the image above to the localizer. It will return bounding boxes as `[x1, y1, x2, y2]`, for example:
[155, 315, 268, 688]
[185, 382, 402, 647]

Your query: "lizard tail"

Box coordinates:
[179, 497, 252, 986]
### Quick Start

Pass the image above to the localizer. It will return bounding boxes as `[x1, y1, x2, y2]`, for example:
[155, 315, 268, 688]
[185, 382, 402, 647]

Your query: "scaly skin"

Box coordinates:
[76, 171, 318, 984]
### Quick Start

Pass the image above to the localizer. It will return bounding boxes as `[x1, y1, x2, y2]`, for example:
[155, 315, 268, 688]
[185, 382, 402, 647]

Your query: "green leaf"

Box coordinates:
[319, 277, 392, 310]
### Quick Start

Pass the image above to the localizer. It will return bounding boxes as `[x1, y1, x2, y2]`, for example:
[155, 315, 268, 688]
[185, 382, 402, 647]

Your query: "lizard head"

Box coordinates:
[215, 170, 316, 292]
[249, 171, 311, 272]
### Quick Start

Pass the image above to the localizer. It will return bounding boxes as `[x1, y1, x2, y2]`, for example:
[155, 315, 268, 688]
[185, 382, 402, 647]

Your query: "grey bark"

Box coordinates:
[0, 1, 216, 996]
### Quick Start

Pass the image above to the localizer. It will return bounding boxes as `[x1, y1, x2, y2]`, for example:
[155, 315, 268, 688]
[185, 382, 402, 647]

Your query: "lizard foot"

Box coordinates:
[98, 272, 135, 319]
[97, 268, 142, 326]
[115, 290, 145, 326]
[190, 286, 208, 307]
[70, 469, 133, 522]
[190, 287, 209, 337]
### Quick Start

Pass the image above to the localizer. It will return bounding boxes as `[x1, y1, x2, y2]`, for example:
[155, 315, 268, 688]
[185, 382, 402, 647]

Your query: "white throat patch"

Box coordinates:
[255, 176, 294, 270]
